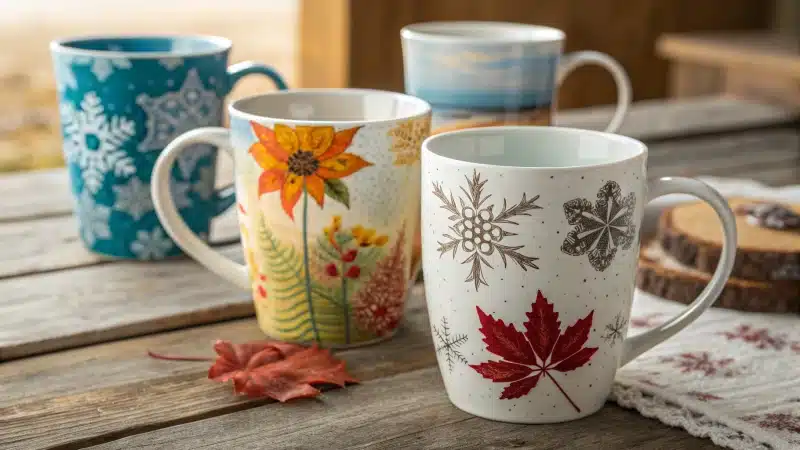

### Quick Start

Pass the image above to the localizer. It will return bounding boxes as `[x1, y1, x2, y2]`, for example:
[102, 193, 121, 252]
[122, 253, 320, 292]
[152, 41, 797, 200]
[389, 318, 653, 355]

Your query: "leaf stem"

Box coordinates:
[146, 350, 211, 362]
[341, 264, 350, 344]
[301, 182, 321, 343]
[545, 371, 581, 413]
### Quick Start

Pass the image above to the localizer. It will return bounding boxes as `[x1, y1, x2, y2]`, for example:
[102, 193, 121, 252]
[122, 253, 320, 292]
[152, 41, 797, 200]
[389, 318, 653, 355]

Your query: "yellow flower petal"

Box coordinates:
[373, 235, 389, 247]
[296, 126, 334, 157]
[274, 124, 299, 155]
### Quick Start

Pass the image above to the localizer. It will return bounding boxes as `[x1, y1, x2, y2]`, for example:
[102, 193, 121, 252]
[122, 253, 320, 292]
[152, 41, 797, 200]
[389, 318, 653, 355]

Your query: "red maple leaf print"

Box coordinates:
[469, 290, 597, 413]
[719, 325, 788, 350]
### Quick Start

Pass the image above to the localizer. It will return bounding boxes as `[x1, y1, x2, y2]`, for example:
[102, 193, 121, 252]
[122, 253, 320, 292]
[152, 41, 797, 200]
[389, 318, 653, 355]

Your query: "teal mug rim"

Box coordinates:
[49, 34, 232, 59]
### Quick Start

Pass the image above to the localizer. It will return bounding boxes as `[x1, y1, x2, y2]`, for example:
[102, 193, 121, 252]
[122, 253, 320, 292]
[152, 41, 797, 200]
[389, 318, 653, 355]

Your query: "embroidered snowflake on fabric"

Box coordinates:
[561, 180, 636, 271]
[433, 317, 468, 372]
[170, 179, 193, 209]
[60, 92, 137, 194]
[719, 325, 789, 350]
[76, 190, 111, 246]
[602, 312, 627, 347]
[193, 166, 215, 201]
[130, 226, 174, 260]
[176, 145, 214, 179]
[660, 352, 738, 378]
[136, 69, 221, 152]
[433, 170, 541, 290]
[112, 176, 153, 220]
[743, 413, 800, 434]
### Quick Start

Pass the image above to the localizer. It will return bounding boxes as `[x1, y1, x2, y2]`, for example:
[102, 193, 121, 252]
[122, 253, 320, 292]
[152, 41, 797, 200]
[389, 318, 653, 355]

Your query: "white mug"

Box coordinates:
[421, 126, 736, 423]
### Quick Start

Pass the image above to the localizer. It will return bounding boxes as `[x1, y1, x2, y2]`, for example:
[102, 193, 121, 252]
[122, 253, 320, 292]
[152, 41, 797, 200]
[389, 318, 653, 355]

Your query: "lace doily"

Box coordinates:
[614, 290, 800, 450]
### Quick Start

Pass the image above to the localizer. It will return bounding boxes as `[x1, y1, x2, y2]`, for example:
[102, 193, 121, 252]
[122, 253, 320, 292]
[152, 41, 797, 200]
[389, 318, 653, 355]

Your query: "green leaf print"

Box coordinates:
[324, 179, 351, 208]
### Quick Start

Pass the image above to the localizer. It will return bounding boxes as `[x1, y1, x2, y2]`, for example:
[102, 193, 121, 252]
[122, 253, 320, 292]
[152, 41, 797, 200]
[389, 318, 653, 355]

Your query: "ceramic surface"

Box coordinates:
[420, 126, 737, 423]
[401, 21, 631, 134]
[151, 89, 431, 346]
[51, 35, 287, 259]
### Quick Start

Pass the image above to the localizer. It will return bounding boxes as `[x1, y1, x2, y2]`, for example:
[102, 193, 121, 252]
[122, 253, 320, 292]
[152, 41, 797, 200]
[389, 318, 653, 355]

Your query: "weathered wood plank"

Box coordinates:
[0, 150, 236, 223]
[0, 168, 72, 222]
[0, 245, 251, 361]
[558, 96, 797, 140]
[0, 289, 434, 450]
[647, 128, 800, 181]
[88, 366, 717, 450]
[0, 209, 240, 280]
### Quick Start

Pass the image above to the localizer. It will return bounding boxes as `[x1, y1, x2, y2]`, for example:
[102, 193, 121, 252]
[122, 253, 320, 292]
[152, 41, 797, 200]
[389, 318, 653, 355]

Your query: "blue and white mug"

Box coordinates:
[51, 35, 287, 259]
[401, 22, 631, 134]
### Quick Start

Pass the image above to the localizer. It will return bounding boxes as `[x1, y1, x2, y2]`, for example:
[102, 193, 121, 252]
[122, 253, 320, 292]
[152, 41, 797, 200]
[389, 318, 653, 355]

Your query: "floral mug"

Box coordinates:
[152, 89, 431, 346]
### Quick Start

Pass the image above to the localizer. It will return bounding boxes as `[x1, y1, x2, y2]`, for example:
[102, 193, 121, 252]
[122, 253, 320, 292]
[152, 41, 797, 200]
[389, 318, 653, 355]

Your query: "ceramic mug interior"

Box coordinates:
[423, 126, 646, 169]
[401, 21, 564, 43]
[230, 88, 431, 123]
[50, 35, 232, 57]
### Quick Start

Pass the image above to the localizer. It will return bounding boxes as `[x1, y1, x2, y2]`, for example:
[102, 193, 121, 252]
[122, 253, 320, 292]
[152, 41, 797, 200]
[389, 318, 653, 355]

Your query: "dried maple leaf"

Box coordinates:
[470, 290, 597, 412]
[207, 340, 358, 402]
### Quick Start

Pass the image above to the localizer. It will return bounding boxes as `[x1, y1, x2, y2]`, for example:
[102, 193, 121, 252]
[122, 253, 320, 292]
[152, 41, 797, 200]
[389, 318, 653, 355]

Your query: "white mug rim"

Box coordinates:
[401, 21, 565, 44]
[422, 125, 647, 172]
[229, 88, 432, 127]
[50, 34, 232, 59]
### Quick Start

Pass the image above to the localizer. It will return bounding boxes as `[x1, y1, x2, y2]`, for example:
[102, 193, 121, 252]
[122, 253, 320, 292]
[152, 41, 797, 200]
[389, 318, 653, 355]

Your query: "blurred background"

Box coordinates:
[1, 0, 797, 173]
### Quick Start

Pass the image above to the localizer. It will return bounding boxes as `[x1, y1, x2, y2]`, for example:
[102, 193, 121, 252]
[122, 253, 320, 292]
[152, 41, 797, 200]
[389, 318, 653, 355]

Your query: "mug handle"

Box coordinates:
[152, 128, 251, 290]
[207, 62, 289, 217]
[556, 51, 631, 133]
[619, 177, 737, 367]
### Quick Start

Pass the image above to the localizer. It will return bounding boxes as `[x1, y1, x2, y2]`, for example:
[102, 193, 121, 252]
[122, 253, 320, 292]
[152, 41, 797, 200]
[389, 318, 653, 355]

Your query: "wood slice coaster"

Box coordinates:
[658, 198, 800, 282]
[637, 240, 799, 313]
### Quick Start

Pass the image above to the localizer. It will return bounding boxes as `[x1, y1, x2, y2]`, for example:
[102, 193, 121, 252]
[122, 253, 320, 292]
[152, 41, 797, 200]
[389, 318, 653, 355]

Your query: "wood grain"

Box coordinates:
[0, 168, 72, 222]
[0, 209, 240, 280]
[0, 289, 434, 450]
[557, 96, 798, 140]
[88, 367, 717, 450]
[0, 245, 252, 361]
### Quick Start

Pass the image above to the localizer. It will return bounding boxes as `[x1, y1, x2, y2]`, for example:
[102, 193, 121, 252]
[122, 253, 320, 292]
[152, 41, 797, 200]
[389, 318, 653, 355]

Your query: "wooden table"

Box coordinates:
[1, 96, 797, 450]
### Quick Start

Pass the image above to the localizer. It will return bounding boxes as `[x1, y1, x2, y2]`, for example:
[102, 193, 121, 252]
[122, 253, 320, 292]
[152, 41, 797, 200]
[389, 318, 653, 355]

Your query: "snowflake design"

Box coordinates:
[561, 180, 636, 271]
[660, 352, 738, 377]
[112, 176, 153, 220]
[602, 312, 627, 347]
[193, 166, 215, 201]
[170, 179, 192, 209]
[158, 57, 184, 70]
[176, 145, 214, 179]
[743, 413, 800, 434]
[130, 226, 174, 260]
[136, 69, 221, 152]
[432, 317, 468, 372]
[75, 190, 112, 246]
[60, 92, 137, 193]
[719, 325, 788, 350]
[433, 170, 541, 290]
[54, 55, 132, 90]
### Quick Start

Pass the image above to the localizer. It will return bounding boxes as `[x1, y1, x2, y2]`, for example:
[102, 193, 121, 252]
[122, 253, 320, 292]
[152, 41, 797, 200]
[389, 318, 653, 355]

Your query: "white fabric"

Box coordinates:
[613, 177, 800, 449]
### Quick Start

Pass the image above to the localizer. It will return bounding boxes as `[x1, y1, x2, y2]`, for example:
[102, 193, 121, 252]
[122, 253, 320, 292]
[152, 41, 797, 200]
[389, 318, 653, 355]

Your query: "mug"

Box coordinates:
[421, 126, 736, 422]
[401, 21, 631, 134]
[51, 35, 287, 259]
[151, 89, 432, 346]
